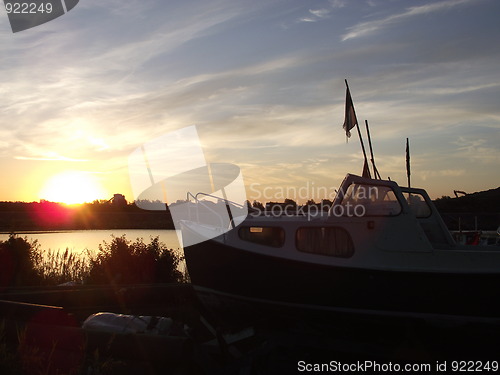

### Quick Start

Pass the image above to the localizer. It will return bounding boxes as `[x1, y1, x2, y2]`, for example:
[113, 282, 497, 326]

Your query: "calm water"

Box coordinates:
[0, 229, 182, 257]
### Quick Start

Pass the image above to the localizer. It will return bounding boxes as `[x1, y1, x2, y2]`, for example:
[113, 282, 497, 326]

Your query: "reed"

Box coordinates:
[37, 248, 91, 286]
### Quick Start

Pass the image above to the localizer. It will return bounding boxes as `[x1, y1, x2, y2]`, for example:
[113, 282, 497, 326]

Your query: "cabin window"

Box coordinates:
[238, 226, 285, 248]
[338, 183, 401, 217]
[402, 192, 432, 218]
[296, 227, 354, 258]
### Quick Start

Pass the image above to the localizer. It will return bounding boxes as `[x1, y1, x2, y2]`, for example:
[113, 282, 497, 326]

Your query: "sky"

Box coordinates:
[1, 0, 499, 204]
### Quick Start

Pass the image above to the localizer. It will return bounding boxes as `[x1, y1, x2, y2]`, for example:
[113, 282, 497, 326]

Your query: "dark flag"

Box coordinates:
[343, 83, 358, 140]
[406, 138, 411, 187]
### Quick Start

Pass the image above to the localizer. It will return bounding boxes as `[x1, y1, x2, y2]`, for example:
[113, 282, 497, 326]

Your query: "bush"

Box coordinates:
[87, 235, 184, 285]
[0, 235, 42, 288]
[0, 235, 184, 288]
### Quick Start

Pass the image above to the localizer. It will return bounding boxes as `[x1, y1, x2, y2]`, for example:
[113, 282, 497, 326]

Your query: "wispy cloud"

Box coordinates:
[0, 1, 267, 159]
[452, 136, 500, 165]
[329, 0, 346, 9]
[298, 6, 334, 23]
[424, 82, 500, 96]
[420, 169, 466, 181]
[309, 8, 331, 19]
[341, 0, 476, 41]
[14, 155, 88, 162]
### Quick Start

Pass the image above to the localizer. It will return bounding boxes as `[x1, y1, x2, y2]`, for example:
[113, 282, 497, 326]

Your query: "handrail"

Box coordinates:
[186, 192, 228, 230]
[194, 192, 245, 210]
[186, 192, 200, 223]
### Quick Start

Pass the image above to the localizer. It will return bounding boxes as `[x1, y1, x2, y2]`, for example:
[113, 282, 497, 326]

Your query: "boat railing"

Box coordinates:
[186, 191, 244, 230]
[194, 192, 245, 210]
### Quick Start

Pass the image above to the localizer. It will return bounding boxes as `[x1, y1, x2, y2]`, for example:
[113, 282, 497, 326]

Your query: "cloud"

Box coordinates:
[329, 0, 346, 9]
[0, 1, 274, 159]
[14, 155, 88, 162]
[451, 136, 500, 165]
[298, 17, 316, 23]
[420, 169, 466, 180]
[423, 82, 500, 96]
[298, 6, 332, 23]
[309, 8, 330, 19]
[341, 0, 476, 41]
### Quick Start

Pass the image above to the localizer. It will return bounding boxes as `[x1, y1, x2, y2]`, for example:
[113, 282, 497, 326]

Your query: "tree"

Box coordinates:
[252, 201, 265, 211]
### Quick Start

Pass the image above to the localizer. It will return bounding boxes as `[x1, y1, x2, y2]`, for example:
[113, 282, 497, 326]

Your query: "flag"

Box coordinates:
[406, 138, 411, 177]
[343, 83, 357, 140]
[362, 159, 372, 179]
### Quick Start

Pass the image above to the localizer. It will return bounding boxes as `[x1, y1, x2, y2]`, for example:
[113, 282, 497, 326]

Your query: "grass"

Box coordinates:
[38, 248, 91, 286]
[0, 321, 128, 375]
[0, 235, 189, 374]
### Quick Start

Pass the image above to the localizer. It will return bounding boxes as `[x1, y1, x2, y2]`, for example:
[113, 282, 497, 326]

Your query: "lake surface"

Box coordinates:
[0, 229, 182, 256]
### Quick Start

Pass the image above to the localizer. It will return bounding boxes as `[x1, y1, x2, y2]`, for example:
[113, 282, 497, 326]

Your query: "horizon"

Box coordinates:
[1, 0, 499, 205]
[2, 182, 500, 206]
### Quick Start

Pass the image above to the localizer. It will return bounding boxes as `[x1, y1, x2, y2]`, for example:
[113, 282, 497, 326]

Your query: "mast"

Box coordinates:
[365, 120, 381, 179]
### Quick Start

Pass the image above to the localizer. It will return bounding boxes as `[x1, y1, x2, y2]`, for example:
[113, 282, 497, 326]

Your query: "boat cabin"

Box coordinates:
[329, 174, 455, 248]
[182, 174, 462, 268]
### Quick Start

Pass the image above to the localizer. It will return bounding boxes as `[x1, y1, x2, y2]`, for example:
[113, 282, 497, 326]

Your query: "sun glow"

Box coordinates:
[39, 171, 108, 204]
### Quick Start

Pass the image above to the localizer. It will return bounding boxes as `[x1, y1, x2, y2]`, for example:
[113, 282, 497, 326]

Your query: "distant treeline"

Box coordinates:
[0, 186, 498, 231]
[0, 200, 174, 231]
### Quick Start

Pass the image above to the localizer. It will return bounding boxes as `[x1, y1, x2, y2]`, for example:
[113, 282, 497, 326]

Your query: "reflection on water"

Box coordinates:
[0, 229, 182, 256]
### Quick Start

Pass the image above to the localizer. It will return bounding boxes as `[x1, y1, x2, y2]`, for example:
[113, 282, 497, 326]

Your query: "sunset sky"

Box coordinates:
[1, 0, 499, 205]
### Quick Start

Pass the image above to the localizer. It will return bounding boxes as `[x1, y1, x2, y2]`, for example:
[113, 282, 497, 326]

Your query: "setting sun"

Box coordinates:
[39, 171, 109, 204]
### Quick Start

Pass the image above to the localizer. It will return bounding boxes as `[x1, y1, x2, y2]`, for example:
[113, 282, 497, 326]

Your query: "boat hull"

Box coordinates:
[184, 238, 500, 327]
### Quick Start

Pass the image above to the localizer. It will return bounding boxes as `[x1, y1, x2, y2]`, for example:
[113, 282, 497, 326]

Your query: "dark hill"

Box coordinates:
[434, 187, 500, 231]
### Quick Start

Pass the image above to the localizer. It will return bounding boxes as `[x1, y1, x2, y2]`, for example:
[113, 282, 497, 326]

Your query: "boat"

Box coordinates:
[182, 174, 500, 326]
[180, 83, 500, 330]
